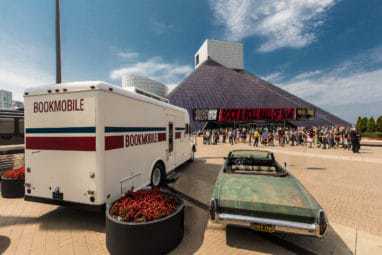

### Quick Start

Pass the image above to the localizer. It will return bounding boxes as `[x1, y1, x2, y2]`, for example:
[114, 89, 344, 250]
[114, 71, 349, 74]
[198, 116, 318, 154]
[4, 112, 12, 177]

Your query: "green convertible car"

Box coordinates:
[210, 150, 328, 238]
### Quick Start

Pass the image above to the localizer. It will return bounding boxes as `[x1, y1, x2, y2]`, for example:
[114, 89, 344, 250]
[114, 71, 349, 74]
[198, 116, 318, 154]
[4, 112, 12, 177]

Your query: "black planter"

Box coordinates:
[1, 178, 25, 198]
[106, 193, 184, 255]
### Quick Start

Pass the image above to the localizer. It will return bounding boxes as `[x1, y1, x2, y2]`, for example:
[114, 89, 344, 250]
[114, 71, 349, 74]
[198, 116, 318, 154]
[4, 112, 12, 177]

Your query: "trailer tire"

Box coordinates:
[151, 162, 165, 187]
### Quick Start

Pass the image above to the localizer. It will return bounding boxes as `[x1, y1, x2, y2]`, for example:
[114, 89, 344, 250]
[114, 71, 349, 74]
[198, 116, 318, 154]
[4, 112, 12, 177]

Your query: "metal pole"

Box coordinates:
[55, 0, 62, 84]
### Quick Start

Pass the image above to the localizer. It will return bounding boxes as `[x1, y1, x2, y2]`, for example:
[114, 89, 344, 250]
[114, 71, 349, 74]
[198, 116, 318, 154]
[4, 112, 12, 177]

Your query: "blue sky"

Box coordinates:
[0, 0, 381, 122]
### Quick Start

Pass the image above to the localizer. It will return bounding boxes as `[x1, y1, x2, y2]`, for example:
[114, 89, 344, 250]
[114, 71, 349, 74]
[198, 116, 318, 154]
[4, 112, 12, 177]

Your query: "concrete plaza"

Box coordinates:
[1, 140, 382, 254]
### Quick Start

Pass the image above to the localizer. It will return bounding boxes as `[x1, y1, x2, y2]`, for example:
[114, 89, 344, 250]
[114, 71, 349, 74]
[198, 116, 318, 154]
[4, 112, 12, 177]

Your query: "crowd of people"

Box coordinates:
[201, 126, 361, 153]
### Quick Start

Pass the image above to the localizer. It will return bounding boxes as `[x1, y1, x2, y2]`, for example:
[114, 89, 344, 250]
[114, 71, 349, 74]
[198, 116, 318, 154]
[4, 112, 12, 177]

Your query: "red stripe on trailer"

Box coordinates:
[158, 133, 167, 142]
[105, 136, 124, 150]
[26, 137, 96, 151]
[175, 132, 182, 139]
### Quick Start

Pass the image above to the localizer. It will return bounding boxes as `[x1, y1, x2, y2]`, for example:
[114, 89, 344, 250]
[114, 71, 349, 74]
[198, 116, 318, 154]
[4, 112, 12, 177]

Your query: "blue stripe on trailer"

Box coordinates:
[175, 127, 185, 131]
[26, 127, 96, 134]
[105, 127, 166, 133]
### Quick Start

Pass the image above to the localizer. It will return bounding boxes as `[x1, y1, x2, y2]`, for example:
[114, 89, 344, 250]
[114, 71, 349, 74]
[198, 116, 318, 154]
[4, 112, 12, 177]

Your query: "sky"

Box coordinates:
[0, 0, 381, 123]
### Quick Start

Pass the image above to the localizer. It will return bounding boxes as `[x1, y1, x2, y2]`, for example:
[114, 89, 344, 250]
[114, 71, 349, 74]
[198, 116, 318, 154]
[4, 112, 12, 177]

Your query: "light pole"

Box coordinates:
[55, 0, 62, 84]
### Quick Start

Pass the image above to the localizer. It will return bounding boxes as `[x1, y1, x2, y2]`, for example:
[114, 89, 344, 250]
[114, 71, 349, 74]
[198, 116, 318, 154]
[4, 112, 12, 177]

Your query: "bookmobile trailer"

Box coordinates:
[23, 81, 195, 210]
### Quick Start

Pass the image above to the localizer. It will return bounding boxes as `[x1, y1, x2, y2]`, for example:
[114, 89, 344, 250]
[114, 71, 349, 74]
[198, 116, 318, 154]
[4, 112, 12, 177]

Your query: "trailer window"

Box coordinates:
[168, 122, 174, 152]
[18, 119, 24, 134]
[0, 118, 15, 134]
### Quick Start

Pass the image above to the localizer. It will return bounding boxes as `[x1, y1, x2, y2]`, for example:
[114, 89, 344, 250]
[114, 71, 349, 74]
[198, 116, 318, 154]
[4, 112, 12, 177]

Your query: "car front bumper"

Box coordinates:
[213, 212, 324, 238]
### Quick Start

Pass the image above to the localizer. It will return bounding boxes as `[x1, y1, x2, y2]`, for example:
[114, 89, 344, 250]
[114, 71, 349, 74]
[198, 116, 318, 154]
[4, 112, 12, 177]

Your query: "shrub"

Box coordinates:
[110, 188, 177, 223]
[2, 166, 25, 180]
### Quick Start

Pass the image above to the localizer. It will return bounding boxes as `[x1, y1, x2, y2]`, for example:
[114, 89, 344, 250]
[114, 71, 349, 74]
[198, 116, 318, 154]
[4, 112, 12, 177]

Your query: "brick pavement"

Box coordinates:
[1, 140, 382, 254]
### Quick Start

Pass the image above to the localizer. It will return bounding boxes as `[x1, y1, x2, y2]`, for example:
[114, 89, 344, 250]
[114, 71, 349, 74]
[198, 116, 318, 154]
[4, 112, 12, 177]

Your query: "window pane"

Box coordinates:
[19, 119, 24, 134]
[0, 118, 15, 134]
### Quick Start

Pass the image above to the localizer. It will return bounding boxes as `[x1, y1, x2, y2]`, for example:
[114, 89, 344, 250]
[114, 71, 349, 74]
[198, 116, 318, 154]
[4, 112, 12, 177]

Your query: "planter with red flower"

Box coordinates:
[106, 188, 184, 255]
[1, 166, 25, 198]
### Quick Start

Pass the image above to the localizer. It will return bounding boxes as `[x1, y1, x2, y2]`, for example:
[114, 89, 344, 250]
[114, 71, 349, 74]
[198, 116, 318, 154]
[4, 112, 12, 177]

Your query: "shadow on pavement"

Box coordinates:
[171, 205, 210, 255]
[276, 224, 354, 254]
[170, 158, 222, 254]
[38, 207, 105, 233]
[0, 205, 106, 232]
[226, 224, 353, 254]
[0, 235, 11, 254]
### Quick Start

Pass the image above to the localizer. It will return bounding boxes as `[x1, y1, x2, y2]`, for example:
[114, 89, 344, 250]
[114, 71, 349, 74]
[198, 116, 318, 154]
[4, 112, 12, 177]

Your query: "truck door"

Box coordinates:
[167, 119, 176, 170]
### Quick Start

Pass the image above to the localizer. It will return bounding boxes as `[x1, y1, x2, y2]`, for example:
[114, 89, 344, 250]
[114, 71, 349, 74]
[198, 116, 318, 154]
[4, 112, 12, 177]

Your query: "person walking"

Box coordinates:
[307, 128, 313, 148]
[229, 130, 234, 145]
[350, 128, 361, 153]
[254, 129, 260, 147]
[222, 130, 227, 143]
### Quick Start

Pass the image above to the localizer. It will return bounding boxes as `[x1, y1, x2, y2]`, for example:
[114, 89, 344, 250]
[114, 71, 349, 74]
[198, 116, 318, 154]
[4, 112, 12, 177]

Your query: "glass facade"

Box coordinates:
[0, 90, 12, 109]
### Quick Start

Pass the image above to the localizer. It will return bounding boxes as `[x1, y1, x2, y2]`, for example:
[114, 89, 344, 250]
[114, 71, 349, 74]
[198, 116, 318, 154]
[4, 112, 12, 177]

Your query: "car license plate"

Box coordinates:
[251, 223, 275, 233]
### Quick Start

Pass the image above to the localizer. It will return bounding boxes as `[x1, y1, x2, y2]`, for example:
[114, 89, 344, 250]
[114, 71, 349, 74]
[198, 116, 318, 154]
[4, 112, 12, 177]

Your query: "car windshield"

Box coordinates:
[225, 150, 286, 176]
[229, 150, 272, 160]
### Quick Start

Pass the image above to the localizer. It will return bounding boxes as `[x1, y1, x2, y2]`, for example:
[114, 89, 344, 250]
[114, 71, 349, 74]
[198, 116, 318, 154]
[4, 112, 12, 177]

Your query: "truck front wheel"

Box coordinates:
[151, 162, 165, 187]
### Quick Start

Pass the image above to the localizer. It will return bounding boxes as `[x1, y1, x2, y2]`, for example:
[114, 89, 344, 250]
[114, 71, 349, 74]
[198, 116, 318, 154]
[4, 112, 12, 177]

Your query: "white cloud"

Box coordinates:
[261, 72, 284, 83]
[115, 50, 139, 60]
[0, 36, 53, 101]
[273, 47, 382, 122]
[210, 0, 336, 52]
[110, 56, 193, 87]
[282, 69, 382, 106]
[150, 19, 175, 35]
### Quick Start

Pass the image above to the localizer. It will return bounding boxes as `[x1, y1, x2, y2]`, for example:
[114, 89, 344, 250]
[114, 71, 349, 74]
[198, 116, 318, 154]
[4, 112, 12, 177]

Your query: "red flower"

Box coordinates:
[2, 166, 25, 180]
[110, 188, 177, 223]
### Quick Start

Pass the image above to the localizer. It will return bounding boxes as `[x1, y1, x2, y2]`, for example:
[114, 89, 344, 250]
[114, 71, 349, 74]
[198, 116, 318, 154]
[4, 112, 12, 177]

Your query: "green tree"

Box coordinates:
[359, 117, 368, 132]
[356, 116, 362, 131]
[377, 116, 382, 132]
[368, 117, 376, 132]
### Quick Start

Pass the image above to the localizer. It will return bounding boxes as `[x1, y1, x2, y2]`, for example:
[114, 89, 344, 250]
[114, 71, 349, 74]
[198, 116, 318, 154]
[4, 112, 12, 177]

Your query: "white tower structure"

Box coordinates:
[122, 74, 168, 98]
[194, 39, 244, 70]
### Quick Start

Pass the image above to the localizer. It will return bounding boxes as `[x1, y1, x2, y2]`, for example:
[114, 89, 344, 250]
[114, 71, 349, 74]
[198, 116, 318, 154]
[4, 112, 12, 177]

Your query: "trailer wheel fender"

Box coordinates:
[150, 160, 166, 187]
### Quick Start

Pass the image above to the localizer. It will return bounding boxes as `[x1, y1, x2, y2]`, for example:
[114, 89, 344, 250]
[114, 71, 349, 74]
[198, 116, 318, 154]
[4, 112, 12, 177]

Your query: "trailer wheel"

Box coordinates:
[151, 162, 165, 187]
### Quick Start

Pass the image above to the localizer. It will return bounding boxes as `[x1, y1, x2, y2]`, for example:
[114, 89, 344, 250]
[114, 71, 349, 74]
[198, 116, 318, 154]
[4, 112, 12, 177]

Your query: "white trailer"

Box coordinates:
[23, 81, 195, 210]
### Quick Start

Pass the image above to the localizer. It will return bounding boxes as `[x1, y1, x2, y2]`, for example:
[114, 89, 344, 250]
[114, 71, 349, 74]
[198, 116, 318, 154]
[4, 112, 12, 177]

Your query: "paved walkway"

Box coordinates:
[1, 142, 382, 254]
[198, 220, 382, 254]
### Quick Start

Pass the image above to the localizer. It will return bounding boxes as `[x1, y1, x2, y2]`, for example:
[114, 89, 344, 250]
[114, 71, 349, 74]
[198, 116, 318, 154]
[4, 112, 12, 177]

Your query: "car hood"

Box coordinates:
[213, 173, 321, 223]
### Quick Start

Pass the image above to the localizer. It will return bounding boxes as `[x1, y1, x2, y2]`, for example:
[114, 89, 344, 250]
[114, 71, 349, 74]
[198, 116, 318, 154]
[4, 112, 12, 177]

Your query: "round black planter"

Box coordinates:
[106, 193, 184, 255]
[1, 178, 25, 198]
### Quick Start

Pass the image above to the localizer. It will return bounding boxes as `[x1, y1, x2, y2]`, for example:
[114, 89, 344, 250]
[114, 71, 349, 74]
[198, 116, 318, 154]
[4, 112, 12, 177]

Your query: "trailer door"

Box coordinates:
[167, 118, 176, 170]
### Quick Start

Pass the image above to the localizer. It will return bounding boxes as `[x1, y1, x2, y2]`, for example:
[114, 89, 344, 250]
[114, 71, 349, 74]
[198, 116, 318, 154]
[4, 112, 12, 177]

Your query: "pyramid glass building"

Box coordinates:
[168, 40, 349, 131]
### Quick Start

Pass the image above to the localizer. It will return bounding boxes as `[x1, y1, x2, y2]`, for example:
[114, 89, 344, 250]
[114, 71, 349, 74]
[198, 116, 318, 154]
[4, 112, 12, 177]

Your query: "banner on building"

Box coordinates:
[193, 109, 218, 121]
[296, 108, 315, 120]
[193, 108, 315, 122]
[218, 108, 296, 122]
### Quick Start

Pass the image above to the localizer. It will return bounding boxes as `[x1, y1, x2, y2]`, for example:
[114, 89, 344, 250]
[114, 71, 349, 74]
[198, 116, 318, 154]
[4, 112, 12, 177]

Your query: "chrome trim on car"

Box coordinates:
[215, 213, 324, 237]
